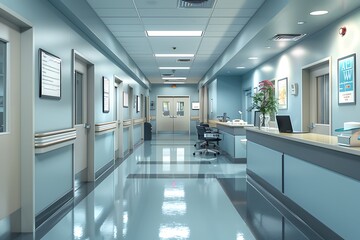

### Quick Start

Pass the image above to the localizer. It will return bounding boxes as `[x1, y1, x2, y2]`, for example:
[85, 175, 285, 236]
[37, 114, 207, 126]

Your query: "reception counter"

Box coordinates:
[216, 121, 253, 162]
[246, 127, 360, 240]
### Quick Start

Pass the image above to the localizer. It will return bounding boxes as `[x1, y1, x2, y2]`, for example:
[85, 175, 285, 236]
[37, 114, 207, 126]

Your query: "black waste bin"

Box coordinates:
[144, 122, 152, 140]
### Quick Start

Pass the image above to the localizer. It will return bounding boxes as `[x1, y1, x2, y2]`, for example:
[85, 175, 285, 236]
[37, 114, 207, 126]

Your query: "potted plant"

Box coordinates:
[250, 80, 278, 128]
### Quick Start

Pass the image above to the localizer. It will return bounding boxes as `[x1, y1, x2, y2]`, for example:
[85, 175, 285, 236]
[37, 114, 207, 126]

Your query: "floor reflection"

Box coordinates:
[218, 178, 313, 240]
[23, 133, 318, 240]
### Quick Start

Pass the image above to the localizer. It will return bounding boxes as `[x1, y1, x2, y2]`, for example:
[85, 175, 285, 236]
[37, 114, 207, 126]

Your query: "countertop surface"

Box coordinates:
[216, 121, 254, 128]
[246, 127, 360, 156]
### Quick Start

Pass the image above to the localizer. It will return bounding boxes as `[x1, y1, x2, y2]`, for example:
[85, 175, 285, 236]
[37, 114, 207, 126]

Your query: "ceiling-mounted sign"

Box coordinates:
[39, 49, 61, 100]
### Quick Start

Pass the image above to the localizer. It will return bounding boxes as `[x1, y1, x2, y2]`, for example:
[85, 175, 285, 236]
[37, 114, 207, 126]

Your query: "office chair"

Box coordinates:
[193, 125, 221, 156]
[194, 122, 210, 147]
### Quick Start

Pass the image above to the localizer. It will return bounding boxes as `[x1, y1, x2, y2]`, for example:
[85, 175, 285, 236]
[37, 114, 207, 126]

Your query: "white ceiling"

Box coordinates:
[86, 0, 360, 85]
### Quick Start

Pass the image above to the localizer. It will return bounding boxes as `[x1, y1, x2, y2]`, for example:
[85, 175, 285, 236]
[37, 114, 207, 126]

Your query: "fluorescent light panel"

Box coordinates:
[147, 31, 203, 37]
[159, 67, 190, 70]
[164, 82, 185, 84]
[310, 10, 328, 16]
[162, 77, 187, 80]
[155, 54, 194, 58]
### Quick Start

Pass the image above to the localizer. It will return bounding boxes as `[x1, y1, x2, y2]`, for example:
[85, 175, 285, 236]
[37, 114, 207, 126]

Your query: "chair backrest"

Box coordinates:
[200, 122, 209, 127]
[196, 125, 206, 140]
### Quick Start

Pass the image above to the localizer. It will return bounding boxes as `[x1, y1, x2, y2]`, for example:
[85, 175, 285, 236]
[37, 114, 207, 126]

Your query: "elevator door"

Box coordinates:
[156, 96, 190, 133]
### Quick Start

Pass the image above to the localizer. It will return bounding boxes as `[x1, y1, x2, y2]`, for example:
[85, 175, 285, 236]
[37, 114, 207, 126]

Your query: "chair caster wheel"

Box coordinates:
[194, 144, 196, 147]
[200, 152, 202, 155]
[214, 153, 217, 156]
[193, 153, 195, 156]
[217, 152, 220, 155]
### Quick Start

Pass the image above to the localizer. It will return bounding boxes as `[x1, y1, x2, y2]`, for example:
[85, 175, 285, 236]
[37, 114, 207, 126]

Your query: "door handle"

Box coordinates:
[84, 123, 91, 129]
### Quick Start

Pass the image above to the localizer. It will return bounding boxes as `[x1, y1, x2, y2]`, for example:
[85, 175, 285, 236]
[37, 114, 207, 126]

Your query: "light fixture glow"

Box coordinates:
[163, 82, 186, 84]
[155, 54, 194, 58]
[248, 57, 258, 60]
[310, 10, 328, 16]
[297, 21, 306, 25]
[159, 67, 190, 70]
[146, 31, 203, 37]
[162, 77, 187, 80]
[236, 66, 246, 69]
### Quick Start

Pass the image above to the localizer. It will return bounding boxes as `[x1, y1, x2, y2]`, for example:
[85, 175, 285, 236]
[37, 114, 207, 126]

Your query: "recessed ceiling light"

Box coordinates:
[162, 77, 187, 80]
[155, 54, 195, 58]
[310, 10, 328, 16]
[265, 46, 271, 49]
[248, 57, 258, 60]
[297, 21, 306, 25]
[146, 31, 203, 37]
[159, 67, 190, 70]
[236, 66, 246, 69]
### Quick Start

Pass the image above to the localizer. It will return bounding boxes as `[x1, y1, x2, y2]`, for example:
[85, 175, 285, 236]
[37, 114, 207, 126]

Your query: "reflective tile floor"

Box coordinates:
[7, 134, 314, 240]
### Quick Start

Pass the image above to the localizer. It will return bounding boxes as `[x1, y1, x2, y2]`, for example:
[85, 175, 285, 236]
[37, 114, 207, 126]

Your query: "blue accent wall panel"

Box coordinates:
[247, 141, 282, 191]
[35, 146, 72, 214]
[217, 76, 242, 120]
[133, 124, 142, 145]
[95, 133, 114, 173]
[284, 154, 360, 240]
[123, 128, 129, 154]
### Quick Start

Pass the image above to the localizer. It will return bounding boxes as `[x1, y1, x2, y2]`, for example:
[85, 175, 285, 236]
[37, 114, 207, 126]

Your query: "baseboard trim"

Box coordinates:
[35, 190, 73, 229]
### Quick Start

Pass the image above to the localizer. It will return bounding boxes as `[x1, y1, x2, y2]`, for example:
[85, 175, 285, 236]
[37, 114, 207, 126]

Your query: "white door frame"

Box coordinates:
[72, 50, 95, 182]
[114, 75, 123, 159]
[302, 57, 332, 134]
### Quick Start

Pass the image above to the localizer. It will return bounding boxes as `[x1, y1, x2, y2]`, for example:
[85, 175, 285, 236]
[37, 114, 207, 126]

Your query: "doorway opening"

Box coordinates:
[72, 50, 95, 188]
[156, 96, 190, 134]
[302, 57, 331, 135]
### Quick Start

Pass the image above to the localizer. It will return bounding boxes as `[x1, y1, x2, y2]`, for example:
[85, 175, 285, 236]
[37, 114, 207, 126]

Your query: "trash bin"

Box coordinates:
[144, 122, 152, 140]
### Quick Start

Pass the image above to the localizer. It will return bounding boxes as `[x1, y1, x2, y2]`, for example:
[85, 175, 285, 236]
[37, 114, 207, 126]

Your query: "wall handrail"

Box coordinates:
[34, 128, 76, 138]
[95, 121, 117, 134]
[34, 128, 76, 153]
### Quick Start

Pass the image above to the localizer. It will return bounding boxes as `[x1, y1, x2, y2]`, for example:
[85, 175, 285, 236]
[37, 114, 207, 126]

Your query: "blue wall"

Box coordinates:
[207, 77, 242, 121]
[0, 0, 148, 215]
[240, 8, 360, 133]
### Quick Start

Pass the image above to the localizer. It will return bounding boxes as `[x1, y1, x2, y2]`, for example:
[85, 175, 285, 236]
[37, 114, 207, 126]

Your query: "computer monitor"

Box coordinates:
[276, 115, 294, 133]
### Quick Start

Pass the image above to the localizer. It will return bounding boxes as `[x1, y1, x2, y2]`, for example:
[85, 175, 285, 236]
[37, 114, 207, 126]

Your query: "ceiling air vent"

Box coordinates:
[177, 58, 191, 62]
[271, 34, 306, 42]
[178, 0, 215, 8]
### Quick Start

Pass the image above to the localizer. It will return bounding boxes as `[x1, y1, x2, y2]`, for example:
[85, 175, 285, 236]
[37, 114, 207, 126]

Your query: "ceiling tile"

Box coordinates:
[101, 17, 141, 25]
[87, 0, 134, 9]
[206, 24, 244, 32]
[133, 0, 178, 9]
[138, 9, 212, 18]
[143, 24, 206, 31]
[209, 17, 249, 25]
[212, 8, 258, 17]
[142, 17, 208, 25]
[93, 8, 138, 17]
[149, 37, 202, 53]
[204, 31, 238, 37]
[215, 0, 265, 9]
[107, 24, 144, 32]
[113, 31, 146, 37]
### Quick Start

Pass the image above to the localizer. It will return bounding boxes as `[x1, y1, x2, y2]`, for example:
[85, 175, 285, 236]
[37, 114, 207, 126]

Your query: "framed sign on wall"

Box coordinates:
[338, 53, 356, 104]
[39, 49, 61, 100]
[123, 92, 128, 108]
[103, 77, 110, 113]
[277, 77, 288, 109]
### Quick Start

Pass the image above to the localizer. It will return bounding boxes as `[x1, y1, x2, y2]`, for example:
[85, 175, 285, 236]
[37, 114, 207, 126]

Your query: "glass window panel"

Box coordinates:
[162, 101, 170, 116]
[0, 40, 6, 133]
[176, 101, 184, 116]
[75, 71, 83, 124]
